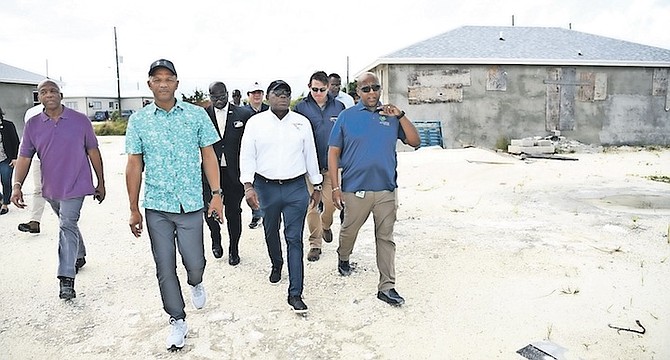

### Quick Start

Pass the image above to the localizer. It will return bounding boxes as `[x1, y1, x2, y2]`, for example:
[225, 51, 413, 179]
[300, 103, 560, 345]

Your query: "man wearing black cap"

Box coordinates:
[239, 80, 322, 314]
[125, 59, 224, 351]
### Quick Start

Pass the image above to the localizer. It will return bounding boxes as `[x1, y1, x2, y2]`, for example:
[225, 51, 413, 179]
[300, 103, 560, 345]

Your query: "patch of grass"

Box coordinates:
[646, 175, 670, 184]
[94, 120, 127, 136]
[495, 135, 510, 150]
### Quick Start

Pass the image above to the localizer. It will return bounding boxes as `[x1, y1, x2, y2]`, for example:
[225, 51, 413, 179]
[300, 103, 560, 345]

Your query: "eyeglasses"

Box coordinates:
[311, 87, 327, 93]
[360, 84, 381, 93]
[271, 88, 291, 97]
[209, 94, 227, 100]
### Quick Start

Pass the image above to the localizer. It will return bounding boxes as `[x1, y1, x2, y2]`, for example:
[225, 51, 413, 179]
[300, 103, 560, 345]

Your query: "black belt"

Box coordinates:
[255, 173, 305, 185]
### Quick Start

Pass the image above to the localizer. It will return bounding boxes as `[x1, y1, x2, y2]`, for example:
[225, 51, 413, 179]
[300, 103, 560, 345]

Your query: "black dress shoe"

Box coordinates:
[228, 253, 240, 266]
[269, 267, 281, 283]
[287, 295, 308, 314]
[18, 221, 41, 233]
[75, 257, 86, 274]
[212, 244, 223, 259]
[377, 288, 405, 306]
[338, 260, 351, 276]
[58, 276, 76, 300]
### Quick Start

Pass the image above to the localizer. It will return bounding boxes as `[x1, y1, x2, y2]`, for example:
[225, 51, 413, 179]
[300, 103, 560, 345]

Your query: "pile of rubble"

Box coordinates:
[507, 131, 603, 155]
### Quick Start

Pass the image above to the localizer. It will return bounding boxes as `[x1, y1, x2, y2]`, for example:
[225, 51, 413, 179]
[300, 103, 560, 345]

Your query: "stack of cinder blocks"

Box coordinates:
[507, 137, 555, 155]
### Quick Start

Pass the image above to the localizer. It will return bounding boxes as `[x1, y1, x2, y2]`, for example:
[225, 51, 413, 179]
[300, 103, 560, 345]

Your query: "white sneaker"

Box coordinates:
[190, 283, 206, 309]
[166, 318, 188, 351]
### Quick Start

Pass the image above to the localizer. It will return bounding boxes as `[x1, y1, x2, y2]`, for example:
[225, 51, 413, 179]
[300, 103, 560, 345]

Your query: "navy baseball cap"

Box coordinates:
[148, 59, 177, 76]
[267, 80, 291, 93]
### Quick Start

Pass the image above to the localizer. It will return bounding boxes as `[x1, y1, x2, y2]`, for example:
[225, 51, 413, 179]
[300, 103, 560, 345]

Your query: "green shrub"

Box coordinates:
[495, 135, 510, 150]
[94, 120, 128, 136]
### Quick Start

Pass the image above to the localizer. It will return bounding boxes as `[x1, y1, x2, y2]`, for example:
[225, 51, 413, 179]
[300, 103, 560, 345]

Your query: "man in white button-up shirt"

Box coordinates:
[239, 80, 322, 314]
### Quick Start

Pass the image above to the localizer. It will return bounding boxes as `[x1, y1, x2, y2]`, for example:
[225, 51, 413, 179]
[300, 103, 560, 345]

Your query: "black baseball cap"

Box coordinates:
[148, 59, 177, 76]
[267, 80, 291, 93]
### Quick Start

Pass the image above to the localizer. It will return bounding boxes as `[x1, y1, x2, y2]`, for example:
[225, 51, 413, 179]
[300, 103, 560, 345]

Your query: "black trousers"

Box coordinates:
[202, 167, 244, 255]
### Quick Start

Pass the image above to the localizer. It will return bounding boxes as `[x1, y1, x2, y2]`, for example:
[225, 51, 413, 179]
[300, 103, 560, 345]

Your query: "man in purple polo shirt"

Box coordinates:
[11, 79, 106, 301]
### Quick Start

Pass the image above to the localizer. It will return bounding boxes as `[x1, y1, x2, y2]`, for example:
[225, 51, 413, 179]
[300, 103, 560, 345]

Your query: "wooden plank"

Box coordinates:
[577, 72, 595, 102]
[408, 69, 471, 87]
[594, 73, 607, 100]
[559, 67, 576, 131]
[652, 68, 668, 96]
[408, 85, 463, 104]
[486, 65, 507, 91]
[545, 68, 561, 131]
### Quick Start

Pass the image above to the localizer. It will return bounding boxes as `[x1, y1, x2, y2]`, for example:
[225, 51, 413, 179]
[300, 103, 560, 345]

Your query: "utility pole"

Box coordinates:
[346, 56, 350, 92]
[114, 26, 122, 118]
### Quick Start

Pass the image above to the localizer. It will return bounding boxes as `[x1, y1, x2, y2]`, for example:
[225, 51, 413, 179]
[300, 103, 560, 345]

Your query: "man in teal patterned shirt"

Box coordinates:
[125, 59, 223, 352]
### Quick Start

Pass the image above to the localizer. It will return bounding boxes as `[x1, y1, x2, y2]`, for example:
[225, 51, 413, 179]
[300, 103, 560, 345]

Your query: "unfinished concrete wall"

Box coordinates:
[0, 83, 37, 136]
[383, 64, 670, 148]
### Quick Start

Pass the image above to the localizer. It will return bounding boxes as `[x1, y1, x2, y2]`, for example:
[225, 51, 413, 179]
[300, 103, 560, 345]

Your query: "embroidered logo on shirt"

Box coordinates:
[378, 116, 390, 126]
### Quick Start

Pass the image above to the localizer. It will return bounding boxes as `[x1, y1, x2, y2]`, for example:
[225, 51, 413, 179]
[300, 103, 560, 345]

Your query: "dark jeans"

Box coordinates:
[0, 158, 13, 205]
[254, 174, 309, 296]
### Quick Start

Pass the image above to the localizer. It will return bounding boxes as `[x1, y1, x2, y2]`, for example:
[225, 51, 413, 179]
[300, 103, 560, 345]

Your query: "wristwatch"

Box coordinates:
[210, 188, 223, 196]
[313, 184, 323, 191]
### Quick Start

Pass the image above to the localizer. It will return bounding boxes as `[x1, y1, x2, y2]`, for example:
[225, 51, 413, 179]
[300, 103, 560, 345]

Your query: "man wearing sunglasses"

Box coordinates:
[294, 71, 346, 262]
[202, 81, 253, 265]
[328, 72, 420, 306]
[239, 80, 322, 314]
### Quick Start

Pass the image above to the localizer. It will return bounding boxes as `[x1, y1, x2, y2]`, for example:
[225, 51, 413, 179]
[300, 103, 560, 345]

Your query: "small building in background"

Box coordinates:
[0, 61, 44, 135]
[360, 26, 670, 149]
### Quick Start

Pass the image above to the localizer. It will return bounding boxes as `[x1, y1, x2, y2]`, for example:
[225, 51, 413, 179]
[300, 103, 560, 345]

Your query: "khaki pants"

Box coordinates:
[337, 190, 397, 291]
[306, 170, 337, 249]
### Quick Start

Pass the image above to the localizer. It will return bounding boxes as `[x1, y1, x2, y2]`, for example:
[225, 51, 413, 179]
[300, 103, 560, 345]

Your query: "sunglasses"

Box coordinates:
[360, 84, 381, 93]
[272, 88, 291, 97]
[209, 94, 227, 100]
[311, 87, 328, 93]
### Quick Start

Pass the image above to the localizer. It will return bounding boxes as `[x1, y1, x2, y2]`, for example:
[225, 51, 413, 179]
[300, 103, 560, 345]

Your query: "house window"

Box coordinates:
[92, 101, 102, 110]
[109, 101, 115, 109]
[32, 91, 39, 106]
[64, 101, 78, 110]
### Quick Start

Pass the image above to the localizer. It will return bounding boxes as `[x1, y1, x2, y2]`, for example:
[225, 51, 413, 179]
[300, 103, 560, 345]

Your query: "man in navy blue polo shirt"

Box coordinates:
[328, 72, 420, 306]
[294, 71, 345, 262]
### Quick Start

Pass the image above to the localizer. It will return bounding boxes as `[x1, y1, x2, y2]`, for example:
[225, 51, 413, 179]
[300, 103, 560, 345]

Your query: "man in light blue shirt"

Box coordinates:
[125, 59, 223, 352]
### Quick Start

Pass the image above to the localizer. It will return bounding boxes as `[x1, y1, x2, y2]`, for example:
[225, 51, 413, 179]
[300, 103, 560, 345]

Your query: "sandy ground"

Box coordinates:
[1, 135, 669, 359]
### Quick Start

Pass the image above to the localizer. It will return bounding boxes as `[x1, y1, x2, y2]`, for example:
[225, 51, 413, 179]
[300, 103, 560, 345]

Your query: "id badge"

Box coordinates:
[355, 191, 365, 198]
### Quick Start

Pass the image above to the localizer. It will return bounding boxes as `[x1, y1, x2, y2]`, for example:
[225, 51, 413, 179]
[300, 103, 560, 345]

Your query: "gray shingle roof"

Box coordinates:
[375, 26, 670, 67]
[0, 61, 45, 85]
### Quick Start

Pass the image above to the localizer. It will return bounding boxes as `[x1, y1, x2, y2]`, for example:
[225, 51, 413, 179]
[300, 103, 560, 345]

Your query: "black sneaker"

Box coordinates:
[377, 288, 405, 306]
[75, 257, 86, 274]
[287, 295, 308, 314]
[338, 260, 351, 276]
[58, 277, 76, 300]
[269, 267, 281, 283]
[248, 217, 262, 229]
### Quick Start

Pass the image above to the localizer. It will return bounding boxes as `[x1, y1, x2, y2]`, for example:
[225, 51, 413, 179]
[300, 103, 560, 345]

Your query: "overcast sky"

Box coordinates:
[1, 0, 669, 99]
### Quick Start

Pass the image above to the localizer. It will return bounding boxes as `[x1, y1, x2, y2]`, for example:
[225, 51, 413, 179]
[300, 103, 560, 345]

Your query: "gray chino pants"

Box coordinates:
[146, 209, 206, 321]
[46, 197, 86, 279]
